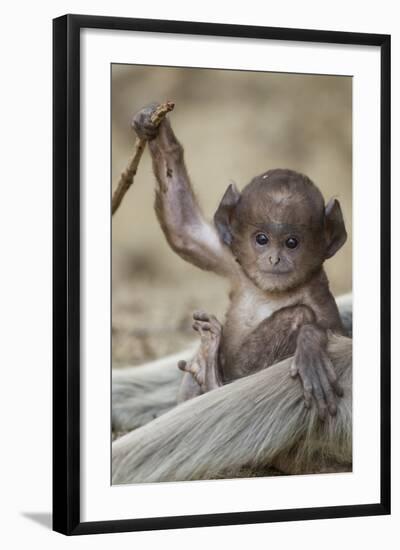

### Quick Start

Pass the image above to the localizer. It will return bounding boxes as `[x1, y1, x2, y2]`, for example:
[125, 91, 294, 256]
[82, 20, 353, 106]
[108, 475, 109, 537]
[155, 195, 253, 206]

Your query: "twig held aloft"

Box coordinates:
[111, 101, 175, 216]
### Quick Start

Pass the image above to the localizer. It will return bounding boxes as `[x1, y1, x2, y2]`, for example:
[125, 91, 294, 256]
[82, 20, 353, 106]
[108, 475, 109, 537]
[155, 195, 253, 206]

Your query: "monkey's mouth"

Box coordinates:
[261, 268, 292, 275]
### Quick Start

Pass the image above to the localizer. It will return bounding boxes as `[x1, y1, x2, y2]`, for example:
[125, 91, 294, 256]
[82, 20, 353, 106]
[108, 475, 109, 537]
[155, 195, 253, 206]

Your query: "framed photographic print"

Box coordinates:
[53, 14, 391, 535]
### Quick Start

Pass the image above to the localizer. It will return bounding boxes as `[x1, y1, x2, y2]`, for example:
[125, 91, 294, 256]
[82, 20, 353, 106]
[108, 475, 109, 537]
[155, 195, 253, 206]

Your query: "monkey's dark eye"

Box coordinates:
[255, 233, 269, 246]
[285, 237, 299, 249]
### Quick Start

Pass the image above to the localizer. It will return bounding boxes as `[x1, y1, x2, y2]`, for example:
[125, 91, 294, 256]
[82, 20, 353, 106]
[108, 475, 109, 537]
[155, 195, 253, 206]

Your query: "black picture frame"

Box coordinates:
[53, 13, 391, 536]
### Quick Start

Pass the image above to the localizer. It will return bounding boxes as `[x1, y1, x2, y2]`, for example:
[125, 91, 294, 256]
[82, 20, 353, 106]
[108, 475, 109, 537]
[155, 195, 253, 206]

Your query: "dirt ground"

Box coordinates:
[112, 65, 352, 371]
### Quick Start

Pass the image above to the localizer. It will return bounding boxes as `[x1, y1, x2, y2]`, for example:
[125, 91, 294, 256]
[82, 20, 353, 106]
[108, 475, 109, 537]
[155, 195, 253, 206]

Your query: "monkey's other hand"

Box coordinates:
[290, 341, 344, 421]
[131, 103, 162, 141]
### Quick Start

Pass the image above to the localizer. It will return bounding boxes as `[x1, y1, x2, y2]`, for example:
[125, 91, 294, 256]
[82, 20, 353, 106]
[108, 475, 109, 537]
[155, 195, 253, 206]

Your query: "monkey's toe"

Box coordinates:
[193, 310, 210, 322]
[192, 320, 221, 339]
[192, 311, 221, 335]
[178, 360, 188, 371]
[192, 320, 213, 333]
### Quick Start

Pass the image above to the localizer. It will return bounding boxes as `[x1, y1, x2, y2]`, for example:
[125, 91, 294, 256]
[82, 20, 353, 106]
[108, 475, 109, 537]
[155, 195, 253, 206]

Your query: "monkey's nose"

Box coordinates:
[269, 255, 280, 265]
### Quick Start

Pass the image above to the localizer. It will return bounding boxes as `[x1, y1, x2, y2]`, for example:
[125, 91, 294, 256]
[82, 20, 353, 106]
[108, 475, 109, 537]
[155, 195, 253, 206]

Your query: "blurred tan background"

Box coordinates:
[112, 65, 352, 368]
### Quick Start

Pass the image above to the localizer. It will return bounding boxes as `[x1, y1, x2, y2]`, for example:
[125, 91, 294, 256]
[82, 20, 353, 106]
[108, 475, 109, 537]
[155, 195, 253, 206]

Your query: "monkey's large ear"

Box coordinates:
[324, 198, 347, 259]
[214, 183, 241, 246]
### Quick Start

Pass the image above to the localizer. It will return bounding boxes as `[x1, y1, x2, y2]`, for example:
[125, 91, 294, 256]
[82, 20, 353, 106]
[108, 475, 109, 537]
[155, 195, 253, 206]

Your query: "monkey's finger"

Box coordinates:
[311, 378, 328, 421]
[141, 122, 158, 134]
[193, 311, 210, 322]
[302, 379, 313, 409]
[290, 359, 298, 378]
[335, 383, 344, 398]
[133, 103, 160, 123]
[132, 124, 158, 141]
[322, 357, 344, 397]
[317, 361, 337, 416]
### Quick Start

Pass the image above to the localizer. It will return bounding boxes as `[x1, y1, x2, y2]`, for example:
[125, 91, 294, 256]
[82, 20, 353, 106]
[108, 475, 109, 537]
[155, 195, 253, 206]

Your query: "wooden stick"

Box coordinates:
[112, 101, 175, 216]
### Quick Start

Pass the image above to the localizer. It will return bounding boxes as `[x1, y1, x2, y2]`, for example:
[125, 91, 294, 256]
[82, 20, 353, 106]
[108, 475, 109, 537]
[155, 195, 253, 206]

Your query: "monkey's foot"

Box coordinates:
[178, 311, 223, 393]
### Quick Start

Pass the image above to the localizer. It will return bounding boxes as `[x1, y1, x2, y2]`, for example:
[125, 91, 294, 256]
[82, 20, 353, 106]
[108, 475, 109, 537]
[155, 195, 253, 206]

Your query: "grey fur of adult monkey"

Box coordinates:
[112, 295, 352, 483]
[111, 104, 352, 483]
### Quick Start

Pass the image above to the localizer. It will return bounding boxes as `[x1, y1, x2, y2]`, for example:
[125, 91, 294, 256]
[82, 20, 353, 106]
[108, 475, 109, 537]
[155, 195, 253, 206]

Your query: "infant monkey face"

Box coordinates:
[239, 223, 325, 291]
[253, 223, 302, 275]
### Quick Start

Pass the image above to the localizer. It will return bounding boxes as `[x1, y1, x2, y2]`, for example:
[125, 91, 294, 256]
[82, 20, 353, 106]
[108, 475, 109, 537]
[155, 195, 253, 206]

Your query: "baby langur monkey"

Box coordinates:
[132, 104, 348, 421]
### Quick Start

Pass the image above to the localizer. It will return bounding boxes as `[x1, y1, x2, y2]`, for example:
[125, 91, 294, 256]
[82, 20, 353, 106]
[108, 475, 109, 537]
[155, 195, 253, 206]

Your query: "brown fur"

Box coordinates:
[132, 104, 349, 420]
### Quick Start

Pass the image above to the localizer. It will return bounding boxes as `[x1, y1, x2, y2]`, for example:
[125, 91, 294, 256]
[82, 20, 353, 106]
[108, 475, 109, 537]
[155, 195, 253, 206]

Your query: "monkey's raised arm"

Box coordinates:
[132, 104, 238, 278]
